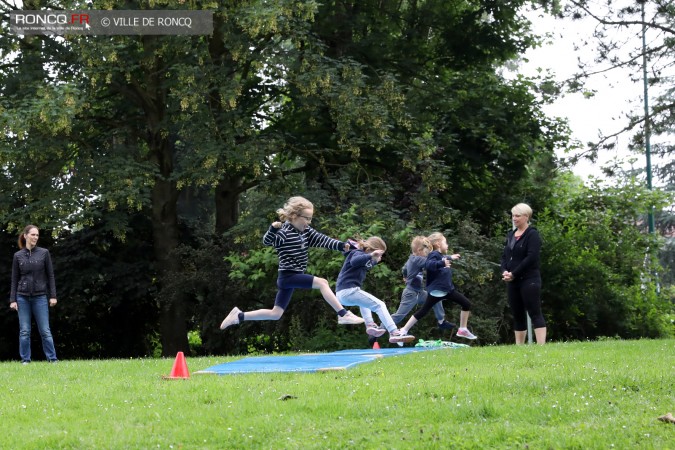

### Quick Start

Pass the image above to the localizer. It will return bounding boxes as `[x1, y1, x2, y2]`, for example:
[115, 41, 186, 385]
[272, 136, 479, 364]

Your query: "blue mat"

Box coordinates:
[195, 345, 460, 375]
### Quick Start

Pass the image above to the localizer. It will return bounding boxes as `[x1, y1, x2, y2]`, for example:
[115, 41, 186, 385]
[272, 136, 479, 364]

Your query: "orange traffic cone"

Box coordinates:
[163, 351, 190, 379]
[372, 341, 380, 350]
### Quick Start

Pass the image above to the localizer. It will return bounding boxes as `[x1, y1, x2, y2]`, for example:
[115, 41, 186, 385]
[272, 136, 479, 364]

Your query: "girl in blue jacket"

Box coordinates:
[399, 232, 477, 340]
[336, 236, 414, 344]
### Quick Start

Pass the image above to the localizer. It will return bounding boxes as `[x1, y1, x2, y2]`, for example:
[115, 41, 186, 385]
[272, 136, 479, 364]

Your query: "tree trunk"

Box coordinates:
[151, 138, 189, 357]
[215, 176, 243, 236]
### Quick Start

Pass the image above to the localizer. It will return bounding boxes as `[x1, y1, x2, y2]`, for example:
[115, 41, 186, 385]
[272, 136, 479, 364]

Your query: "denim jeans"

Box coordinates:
[391, 287, 445, 324]
[337, 287, 397, 332]
[16, 295, 57, 362]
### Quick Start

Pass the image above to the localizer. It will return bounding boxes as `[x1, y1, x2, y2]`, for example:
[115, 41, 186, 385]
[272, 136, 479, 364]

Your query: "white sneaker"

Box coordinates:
[389, 329, 415, 344]
[456, 327, 477, 340]
[337, 311, 365, 325]
[220, 307, 242, 330]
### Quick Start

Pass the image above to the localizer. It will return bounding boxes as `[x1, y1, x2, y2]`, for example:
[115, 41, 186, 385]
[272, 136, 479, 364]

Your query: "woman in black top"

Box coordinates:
[9, 225, 58, 363]
[501, 204, 546, 344]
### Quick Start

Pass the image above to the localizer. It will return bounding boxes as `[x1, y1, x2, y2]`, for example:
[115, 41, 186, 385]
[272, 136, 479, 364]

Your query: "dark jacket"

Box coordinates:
[425, 250, 455, 295]
[500, 226, 541, 282]
[10, 246, 57, 302]
[336, 249, 377, 292]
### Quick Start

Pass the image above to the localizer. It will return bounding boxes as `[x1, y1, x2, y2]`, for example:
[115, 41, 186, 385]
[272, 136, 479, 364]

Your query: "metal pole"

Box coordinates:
[640, 0, 655, 234]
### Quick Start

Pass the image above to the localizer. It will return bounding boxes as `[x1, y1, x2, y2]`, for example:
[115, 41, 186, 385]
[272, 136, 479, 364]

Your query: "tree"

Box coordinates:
[536, 172, 674, 340]
[546, 1, 674, 220]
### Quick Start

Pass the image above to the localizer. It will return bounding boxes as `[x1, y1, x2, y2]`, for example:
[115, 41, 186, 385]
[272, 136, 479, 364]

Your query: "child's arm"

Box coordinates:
[305, 227, 345, 251]
[262, 221, 284, 247]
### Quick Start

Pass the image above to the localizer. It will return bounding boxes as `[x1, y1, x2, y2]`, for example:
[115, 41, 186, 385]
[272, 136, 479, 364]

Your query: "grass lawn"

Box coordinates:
[2, 339, 673, 449]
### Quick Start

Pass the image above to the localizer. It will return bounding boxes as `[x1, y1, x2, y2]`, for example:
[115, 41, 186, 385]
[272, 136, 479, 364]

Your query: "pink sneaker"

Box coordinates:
[456, 327, 477, 340]
[366, 324, 386, 337]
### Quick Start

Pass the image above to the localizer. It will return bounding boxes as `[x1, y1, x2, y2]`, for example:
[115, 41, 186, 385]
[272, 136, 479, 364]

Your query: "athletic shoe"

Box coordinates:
[389, 329, 415, 344]
[338, 311, 365, 325]
[438, 320, 456, 330]
[220, 306, 242, 330]
[367, 335, 378, 347]
[366, 324, 386, 337]
[456, 327, 477, 340]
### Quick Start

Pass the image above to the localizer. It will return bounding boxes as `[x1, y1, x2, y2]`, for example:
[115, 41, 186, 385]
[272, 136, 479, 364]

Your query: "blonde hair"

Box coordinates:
[411, 236, 432, 255]
[512, 203, 533, 220]
[358, 236, 387, 253]
[276, 196, 314, 221]
[427, 232, 446, 250]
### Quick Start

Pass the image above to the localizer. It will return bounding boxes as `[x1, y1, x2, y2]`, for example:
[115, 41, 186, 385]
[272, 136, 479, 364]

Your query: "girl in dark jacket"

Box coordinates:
[501, 203, 546, 344]
[9, 225, 58, 363]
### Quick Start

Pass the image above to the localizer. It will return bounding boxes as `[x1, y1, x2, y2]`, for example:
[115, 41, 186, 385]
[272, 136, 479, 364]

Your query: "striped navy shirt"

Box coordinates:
[263, 222, 345, 273]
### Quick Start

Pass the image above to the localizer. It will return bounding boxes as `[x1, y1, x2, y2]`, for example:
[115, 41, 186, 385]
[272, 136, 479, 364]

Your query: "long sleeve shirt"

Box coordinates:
[336, 249, 377, 291]
[10, 246, 57, 302]
[401, 255, 427, 292]
[263, 222, 345, 273]
[425, 250, 454, 296]
[500, 226, 542, 281]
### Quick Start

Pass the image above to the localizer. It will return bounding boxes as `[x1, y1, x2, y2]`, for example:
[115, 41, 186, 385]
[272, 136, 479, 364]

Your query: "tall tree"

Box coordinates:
[550, 1, 674, 213]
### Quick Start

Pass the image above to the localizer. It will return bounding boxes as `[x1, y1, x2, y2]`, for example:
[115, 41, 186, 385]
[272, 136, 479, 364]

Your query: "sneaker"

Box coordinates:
[366, 324, 386, 337]
[338, 311, 365, 325]
[389, 329, 415, 344]
[220, 306, 242, 330]
[438, 320, 456, 330]
[367, 335, 378, 347]
[456, 327, 477, 340]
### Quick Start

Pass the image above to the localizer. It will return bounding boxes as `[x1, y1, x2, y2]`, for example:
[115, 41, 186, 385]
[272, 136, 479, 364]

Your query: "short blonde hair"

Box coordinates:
[359, 236, 387, 253]
[512, 203, 533, 220]
[427, 232, 446, 250]
[411, 236, 432, 255]
[276, 196, 314, 221]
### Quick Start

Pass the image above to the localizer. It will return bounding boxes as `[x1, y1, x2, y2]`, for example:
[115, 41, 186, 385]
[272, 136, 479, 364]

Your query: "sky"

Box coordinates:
[517, 5, 665, 183]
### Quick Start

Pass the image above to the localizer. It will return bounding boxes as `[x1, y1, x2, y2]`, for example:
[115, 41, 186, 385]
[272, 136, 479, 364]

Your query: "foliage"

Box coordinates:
[536, 172, 675, 340]
[6, 0, 656, 358]
[556, 0, 675, 191]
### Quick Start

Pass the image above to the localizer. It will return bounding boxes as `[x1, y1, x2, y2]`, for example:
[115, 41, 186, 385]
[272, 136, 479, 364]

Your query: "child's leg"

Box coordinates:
[418, 290, 447, 323]
[337, 289, 375, 325]
[459, 310, 470, 329]
[313, 277, 364, 324]
[220, 286, 293, 329]
[339, 288, 391, 330]
[447, 290, 471, 326]
[401, 294, 444, 333]
[242, 305, 285, 321]
[354, 290, 396, 332]
[431, 301, 446, 323]
[358, 307, 376, 326]
[391, 287, 418, 324]
[448, 290, 477, 339]
[312, 276, 344, 312]
[400, 315, 418, 334]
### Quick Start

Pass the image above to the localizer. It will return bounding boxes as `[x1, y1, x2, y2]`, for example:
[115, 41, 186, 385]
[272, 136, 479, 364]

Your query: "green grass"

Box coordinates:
[2, 339, 674, 449]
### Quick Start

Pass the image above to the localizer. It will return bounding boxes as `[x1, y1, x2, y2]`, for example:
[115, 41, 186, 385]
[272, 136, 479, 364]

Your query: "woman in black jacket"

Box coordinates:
[9, 225, 58, 363]
[501, 204, 546, 344]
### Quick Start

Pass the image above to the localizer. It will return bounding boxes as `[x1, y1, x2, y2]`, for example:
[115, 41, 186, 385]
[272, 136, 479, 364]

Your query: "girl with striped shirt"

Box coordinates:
[220, 196, 365, 330]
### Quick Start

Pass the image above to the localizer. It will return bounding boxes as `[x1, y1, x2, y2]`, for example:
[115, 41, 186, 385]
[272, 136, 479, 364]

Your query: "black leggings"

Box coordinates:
[507, 278, 546, 331]
[413, 290, 471, 321]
